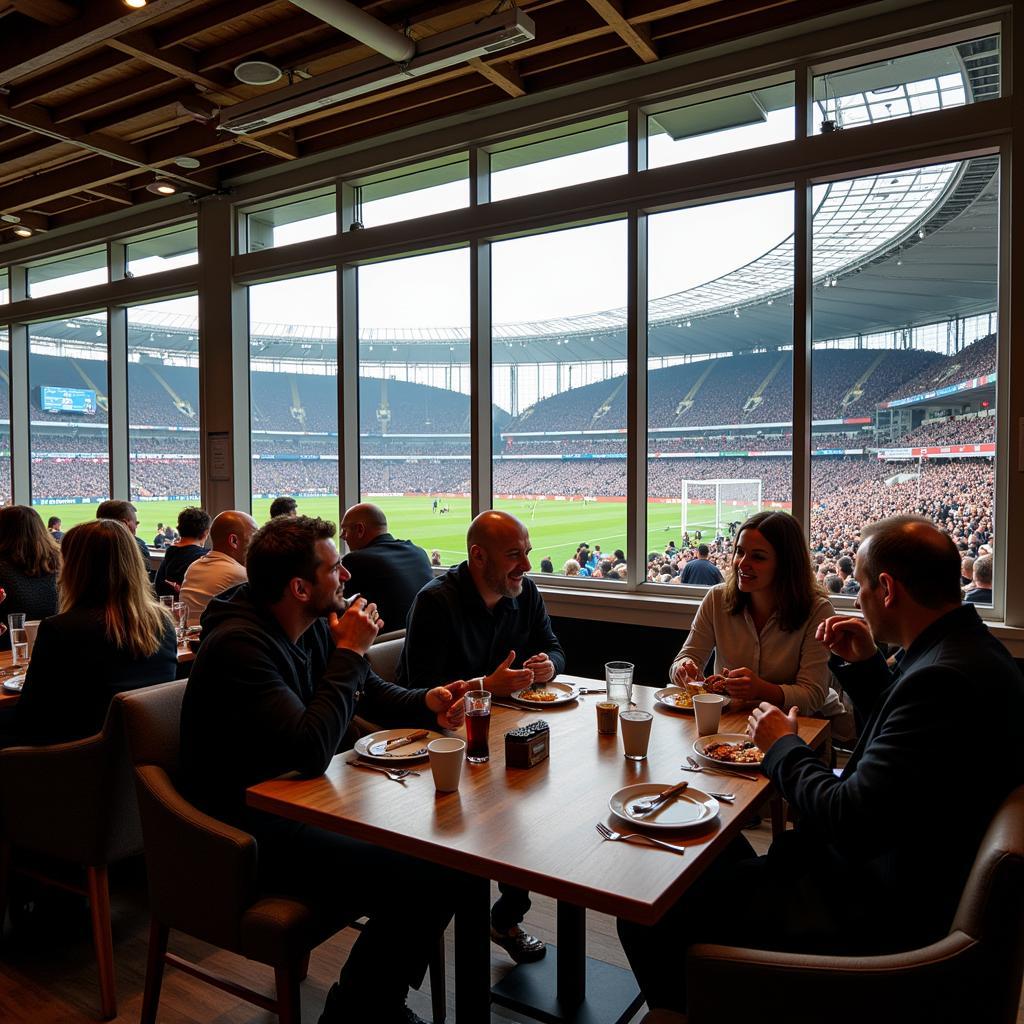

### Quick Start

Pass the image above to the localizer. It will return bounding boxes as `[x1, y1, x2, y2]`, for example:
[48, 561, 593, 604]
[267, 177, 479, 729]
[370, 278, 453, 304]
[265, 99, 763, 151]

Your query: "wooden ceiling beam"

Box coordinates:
[155, 0, 280, 50]
[49, 197, 128, 228]
[83, 86, 197, 134]
[196, 12, 329, 72]
[105, 29, 236, 93]
[9, 0, 76, 26]
[236, 130, 300, 161]
[84, 181, 133, 205]
[584, 0, 658, 62]
[51, 68, 175, 124]
[0, 0, 196, 85]
[7, 51, 125, 108]
[468, 57, 526, 98]
[2, 208, 49, 231]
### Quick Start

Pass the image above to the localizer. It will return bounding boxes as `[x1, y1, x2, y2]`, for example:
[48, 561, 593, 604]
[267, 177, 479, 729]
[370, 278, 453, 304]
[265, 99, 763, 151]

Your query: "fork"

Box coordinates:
[346, 759, 419, 781]
[682, 755, 760, 783]
[595, 822, 686, 854]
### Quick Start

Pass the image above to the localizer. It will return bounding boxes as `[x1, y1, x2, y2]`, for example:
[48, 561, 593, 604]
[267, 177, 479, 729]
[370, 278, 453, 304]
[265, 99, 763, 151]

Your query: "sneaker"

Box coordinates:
[490, 924, 546, 964]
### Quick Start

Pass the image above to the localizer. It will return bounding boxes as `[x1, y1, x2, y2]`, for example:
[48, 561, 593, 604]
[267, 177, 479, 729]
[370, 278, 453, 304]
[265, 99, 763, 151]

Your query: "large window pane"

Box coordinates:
[243, 187, 336, 253]
[0, 269, 8, 305]
[647, 83, 794, 170]
[493, 221, 628, 580]
[350, 154, 469, 230]
[128, 297, 200, 533]
[29, 314, 109, 526]
[249, 273, 338, 519]
[646, 192, 794, 587]
[0, 332, 9, 505]
[814, 35, 999, 134]
[27, 247, 106, 298]
[126, 222, 198, 278]
[811, 158, 999, 605]
[358, 249, 470, 563]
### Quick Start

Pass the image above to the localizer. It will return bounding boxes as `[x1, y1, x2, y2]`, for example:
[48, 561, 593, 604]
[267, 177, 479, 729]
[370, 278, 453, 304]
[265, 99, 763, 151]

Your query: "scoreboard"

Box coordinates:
[38, 386, 97, 414]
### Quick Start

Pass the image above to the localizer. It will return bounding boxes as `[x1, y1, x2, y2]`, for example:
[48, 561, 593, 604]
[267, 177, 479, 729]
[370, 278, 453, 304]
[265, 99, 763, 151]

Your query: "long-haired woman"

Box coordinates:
[14, 519, 177, 745]
[0, 505, 60, 650]
[669, 510, 838, 714]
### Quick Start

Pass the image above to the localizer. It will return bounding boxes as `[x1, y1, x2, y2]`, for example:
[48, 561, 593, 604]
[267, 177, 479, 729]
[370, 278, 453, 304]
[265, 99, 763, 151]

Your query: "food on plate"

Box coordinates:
[670, 688, 702, 708]
[518, 689, 560, 702]
[704, 740, 763, 764]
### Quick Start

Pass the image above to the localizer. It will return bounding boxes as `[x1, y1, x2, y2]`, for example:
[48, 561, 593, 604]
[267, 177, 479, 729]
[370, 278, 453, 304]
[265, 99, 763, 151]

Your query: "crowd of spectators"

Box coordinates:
[894, 414, 995, 447]
[884, 334, 996, 403]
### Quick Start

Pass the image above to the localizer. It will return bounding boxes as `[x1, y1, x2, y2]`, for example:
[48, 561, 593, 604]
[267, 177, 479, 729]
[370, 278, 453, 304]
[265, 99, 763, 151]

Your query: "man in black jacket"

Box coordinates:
[340, 502, 433, 629]
[397, 509, 566, 966]
[618, 516, 1024, 1015]
[181, 515, 468, 1024]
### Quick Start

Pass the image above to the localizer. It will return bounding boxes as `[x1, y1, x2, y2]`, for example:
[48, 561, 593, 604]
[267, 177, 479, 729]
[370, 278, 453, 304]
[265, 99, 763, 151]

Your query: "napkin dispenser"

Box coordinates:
[505, 720, 550, 768]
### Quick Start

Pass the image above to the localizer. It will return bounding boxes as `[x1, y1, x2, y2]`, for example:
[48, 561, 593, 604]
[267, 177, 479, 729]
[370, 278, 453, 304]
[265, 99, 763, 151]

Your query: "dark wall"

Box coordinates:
[552, 615, 683, 687]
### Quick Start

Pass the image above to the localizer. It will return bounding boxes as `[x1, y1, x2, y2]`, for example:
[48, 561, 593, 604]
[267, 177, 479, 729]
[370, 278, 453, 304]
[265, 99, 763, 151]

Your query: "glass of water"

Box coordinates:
[171, 601, 188, 642]
[7, 613, 28, 665]
[605, 661, 634, 707]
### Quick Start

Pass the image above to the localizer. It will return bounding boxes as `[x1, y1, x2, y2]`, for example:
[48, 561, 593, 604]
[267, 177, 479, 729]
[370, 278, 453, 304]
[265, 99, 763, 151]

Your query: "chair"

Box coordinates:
[367, 635, 404, 683]
[0, 698, 146, 1019]
[374, 628, 406, 645]
[672, 785, 1024, 1024]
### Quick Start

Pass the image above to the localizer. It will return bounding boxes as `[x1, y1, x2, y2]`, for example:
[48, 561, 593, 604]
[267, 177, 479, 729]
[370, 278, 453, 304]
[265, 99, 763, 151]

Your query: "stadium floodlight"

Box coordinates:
[219, 9, 535, 135]
[681, 479, 763, 538]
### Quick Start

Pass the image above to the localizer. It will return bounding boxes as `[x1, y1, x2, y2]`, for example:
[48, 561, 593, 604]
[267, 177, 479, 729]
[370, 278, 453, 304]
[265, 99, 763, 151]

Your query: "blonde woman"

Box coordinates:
[14, 519, 177, 745]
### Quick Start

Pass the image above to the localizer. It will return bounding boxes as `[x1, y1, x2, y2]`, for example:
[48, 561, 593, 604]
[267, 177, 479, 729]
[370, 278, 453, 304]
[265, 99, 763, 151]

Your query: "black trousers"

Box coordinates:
[491, 882, 531, 931]
[247, 810, 465, 1017]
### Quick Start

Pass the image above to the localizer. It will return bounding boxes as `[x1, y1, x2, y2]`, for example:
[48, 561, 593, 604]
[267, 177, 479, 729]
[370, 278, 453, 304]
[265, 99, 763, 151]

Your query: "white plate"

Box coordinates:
[654, 686, 731, 714]
[509, 681, 580, 707]
[2, 674, 25, 693]
[693, 733, 765, 769]
[354, 729, 443, 763]
[609, 783, 719, 831]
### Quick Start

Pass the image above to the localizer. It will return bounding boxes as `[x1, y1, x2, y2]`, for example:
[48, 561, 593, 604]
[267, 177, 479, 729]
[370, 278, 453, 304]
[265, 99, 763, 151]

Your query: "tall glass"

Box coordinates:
[605, 661, 634, 707]
[464, 689, 492, 763]
[171, 601, 188, 641]
[8, 613, 28, 665]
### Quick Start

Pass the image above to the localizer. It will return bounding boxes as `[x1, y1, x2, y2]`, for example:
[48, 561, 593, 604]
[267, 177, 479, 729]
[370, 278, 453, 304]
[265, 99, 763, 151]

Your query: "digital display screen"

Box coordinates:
[38, 385, 97, 414]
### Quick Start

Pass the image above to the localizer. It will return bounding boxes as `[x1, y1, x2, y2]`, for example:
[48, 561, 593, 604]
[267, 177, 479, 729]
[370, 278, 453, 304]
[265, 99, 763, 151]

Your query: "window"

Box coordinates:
[814, 35, 999, 134]
[646, 192, 794, 587]
[127, 297, 200, 517]
[0, 269, 8, 305]
[0, 331, 9, 506]
[126, 222, 198, 278]
[647, 83, 794, 169]
[492, 220, 628, 580]
[358, 249, 470, 560]
[243, 187, 336, 253]
[810, 159, 999, 605]
[348, 154, 469, 230]
[29, 314, 109, 525]
[249, 273, 338, 517]
[27, 247, 106, 298]
[489, 115, 627, 202]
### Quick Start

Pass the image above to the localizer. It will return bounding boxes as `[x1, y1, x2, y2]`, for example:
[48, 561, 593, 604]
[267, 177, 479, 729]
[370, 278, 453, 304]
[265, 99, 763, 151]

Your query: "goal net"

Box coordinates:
[681, 479, 762, 537]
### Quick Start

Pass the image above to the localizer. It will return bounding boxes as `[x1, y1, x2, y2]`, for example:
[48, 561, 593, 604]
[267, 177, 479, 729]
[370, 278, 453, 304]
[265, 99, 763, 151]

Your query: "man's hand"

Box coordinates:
[427, 682, 469, 731]
[328, 597, 381, 656]
[523, 653, 555, 684]
[815, 615, 876, 663]
[670, 657, 704, 687]
[484, 650, 534, 696]
[747, 702, 799, 754]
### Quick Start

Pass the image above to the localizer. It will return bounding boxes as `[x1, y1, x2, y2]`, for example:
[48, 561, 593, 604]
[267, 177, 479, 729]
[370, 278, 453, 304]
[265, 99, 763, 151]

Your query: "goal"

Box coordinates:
[681, 479, 762, 537]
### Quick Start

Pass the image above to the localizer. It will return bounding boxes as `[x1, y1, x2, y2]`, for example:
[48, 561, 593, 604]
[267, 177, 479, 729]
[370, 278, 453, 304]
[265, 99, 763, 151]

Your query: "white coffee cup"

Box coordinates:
[693, 693, 725, 736]
[620, 710, 653, 760]
[428, 737, 466, 792]
[24, 620, 40, 657]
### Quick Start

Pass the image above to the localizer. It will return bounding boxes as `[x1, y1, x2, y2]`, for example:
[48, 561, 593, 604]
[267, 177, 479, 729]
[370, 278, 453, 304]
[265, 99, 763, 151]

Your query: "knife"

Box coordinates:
[368, 730, 429, 755]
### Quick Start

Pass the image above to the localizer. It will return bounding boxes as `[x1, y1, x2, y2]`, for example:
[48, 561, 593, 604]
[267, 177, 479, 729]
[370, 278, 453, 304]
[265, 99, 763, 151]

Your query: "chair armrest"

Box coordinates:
[133, 764, 258, 952]
[687, 932, 978, 1024]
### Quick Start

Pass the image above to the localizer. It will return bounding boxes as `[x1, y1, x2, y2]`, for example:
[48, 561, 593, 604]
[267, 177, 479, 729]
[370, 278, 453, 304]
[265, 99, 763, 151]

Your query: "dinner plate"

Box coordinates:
[654, 686, 731, 714]
[609, 783, 719, 831]
[2, 674, 25, 693]
[509, 681, 580, 707]
[354, 729, 443, 763]
[692, 733, 765, 769]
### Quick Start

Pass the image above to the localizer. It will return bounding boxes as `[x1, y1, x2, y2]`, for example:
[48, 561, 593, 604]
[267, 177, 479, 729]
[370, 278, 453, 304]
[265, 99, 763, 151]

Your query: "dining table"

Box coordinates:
[247, 674, 830, 1023]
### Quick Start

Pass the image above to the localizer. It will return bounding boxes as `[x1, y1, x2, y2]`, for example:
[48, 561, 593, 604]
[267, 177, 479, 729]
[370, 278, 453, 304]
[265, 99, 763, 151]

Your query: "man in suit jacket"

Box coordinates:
[340, 503, 433, 629]
[618, 515, 1024, 1015]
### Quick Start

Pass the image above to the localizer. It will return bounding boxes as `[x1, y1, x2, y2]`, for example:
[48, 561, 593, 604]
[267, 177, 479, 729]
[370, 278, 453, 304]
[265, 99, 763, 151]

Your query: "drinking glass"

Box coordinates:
[7, 614, 27, 665]
[464, 689, 492, 763]
[620, 710, 653, 760]
[160, 595, 175, 612]
[605, 661, 634, 707]
[171, 601, 188, 641]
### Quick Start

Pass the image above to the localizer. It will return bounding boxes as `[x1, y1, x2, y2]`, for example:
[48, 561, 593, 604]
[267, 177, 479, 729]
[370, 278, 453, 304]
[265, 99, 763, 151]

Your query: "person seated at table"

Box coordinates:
[13, 520, 177, 746]
[669, 510, 845, 724]
[154, 506, 211, 598]
[96, 499, 152, 571]
[180, 514, 469, 1024]
[964, 552, 993, 605]
[618, 516, 1024, 1016]
[46, 516, 63, 543]
[397, 509, 565, 966]
[0, 505, 60, 651]
[179, 510, 258, 625]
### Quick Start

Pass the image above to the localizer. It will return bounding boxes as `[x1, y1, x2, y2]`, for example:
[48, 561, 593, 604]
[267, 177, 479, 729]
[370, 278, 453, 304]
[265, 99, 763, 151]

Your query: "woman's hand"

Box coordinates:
[713, 666, 784, 706]
[671, 657, 703, 687]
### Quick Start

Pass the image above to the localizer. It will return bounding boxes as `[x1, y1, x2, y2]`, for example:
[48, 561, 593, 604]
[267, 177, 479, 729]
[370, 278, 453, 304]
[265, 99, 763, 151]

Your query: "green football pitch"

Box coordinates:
[33, 495, 755, 567]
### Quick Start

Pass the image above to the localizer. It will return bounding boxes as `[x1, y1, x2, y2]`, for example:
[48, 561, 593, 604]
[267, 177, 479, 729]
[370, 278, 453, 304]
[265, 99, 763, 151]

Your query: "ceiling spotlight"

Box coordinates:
[234, 59, 283, 86]
[177, 96, 219, 123]
[917, 228, 926, 239]
[733, 308, 740, 318]
[123, 0, 147, 7]
[685, 320, 692, 328]
[767, 298, 774, 306]
[146, 178, 178, 196]
[12, 225, 32, 237]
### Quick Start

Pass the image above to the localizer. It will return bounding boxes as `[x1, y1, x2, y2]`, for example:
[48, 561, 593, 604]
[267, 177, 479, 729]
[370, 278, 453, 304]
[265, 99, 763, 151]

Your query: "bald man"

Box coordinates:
[397, 510, 565, 963]
[340, 503, 433, 629]
[179, 510, 258, 626]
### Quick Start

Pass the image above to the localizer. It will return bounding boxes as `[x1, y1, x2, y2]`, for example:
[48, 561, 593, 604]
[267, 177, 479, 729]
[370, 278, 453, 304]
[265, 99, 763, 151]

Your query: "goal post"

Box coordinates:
[681, 478, 763, 537]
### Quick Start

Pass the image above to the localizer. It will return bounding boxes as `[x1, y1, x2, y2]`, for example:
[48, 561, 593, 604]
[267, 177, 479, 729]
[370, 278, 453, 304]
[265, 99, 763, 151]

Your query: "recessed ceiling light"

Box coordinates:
[146, 179, 178, 196]
[234, 59, 283, 86]
[123, 0, 147, 8]
[12, 225, 32, 237]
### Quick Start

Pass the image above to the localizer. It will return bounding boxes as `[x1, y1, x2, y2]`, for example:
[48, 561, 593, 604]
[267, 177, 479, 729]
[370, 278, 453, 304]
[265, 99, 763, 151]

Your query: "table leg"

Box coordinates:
[454, 874, 491, 1022]
[556, 901, 586, 1007]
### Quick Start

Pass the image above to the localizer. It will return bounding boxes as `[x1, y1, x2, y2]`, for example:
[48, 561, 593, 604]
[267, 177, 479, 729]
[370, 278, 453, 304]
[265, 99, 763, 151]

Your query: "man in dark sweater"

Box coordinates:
[397, 509, 565, 966]
[679, 543, 723, 586]
[181, 515, 468, 1024]
[617, 516, 1024, 1015]
[340, 503, 433, 629]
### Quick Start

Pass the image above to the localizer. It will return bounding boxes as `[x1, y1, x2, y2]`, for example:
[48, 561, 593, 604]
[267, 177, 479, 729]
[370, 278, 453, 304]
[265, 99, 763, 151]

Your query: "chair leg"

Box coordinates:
[770, 796, 787, 838]
[140, 919, 169, 1024]
[429, 930, 447, 1023]
[274, 963, 302, 1024]
[86, 865, 117, 1020]
[297, 950, 310, 981]
[0, 841, 11, 935]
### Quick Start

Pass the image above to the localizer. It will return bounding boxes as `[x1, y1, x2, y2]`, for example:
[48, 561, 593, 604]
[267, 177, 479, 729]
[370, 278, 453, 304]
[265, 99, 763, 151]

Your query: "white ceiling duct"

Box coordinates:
[289, 0, 416, 63]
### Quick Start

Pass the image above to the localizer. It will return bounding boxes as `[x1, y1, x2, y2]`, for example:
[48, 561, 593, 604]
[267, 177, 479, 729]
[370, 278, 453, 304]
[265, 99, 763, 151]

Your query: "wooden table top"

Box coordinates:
[248, 675, 829, 926]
